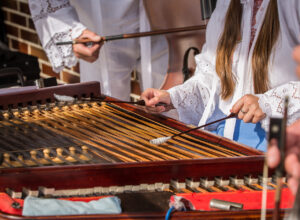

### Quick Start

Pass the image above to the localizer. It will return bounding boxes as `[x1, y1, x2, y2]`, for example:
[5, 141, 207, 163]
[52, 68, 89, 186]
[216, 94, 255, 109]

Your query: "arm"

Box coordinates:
[267, 41, 300, 196]
[231, 81, 300, 127]
[293, 46, 300, 78]
[141, 59, 217, 126]
[268, 120, 300, 195]
[168, 58, 218, 126]
[258, 81, 300, 131]
[29, 0, 101, 72]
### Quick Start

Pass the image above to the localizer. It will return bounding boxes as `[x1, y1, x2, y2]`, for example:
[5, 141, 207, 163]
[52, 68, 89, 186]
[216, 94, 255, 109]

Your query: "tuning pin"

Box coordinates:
[38, 186, 55, 198]
[73, 104, 80, 109]
[56, 148, 63, 157]
[81, 146, 88, 153]
[79, 146, 90, 161]
[51, 148, 63, 164]
[3, 112, 10, 119]
[36, 149, 49, 165]
[29, 150, 38, 166]
[13, 111, 20, 117]
[91, 102, 99, 107]
[32, 107, 40, 115]
[23, 109, 30, 117]
[15, 154, 24, 167]
[43, 149, 51, 159]
[62, 105, 69, 111]
[5, 188, 22, 199]
[3, 153, 11, 166]
[66, 147, 77, 163]
[69, 147, 76, 155]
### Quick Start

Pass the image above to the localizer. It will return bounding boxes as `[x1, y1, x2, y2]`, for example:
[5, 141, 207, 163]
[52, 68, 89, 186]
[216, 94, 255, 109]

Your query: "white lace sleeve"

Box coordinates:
[29, 0, 86, 72]
[168, 60, 218, 126]
[259, 81, 300, 130]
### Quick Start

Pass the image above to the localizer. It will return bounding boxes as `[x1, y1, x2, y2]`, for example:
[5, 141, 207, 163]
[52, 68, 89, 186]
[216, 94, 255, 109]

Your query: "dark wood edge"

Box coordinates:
[0, 81, 101, 110]
[0, 156, 267, 191]
[0, 156, 265, 174]
[0, 209, 289, 220]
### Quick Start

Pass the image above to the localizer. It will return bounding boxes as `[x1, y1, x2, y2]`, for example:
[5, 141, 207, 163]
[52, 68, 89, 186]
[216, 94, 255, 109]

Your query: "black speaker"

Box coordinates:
[200, 0, 217, 20]
[0, 50, 40, 87]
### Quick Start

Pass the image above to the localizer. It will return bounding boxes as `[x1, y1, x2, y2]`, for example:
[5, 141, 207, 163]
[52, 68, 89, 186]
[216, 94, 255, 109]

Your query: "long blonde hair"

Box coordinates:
[215, 0, 280, 100]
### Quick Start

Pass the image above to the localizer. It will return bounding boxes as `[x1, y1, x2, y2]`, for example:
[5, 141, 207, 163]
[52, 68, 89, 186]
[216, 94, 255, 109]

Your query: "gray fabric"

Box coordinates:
[22, 196, 121, 216]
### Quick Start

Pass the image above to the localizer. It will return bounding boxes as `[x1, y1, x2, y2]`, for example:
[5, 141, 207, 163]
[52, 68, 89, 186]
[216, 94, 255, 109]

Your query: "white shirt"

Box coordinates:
[29, 0, 169, 100]
[168, 0, 300, 139]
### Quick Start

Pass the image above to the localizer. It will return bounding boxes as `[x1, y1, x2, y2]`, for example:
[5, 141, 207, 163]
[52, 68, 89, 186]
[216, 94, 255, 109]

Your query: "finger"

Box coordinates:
[288, 177, 299, 196]
[242, 105, 255, 123]
[285, 154, 300, 179]
[90, 43, 101, 56]
[252, 109, 266, 124]
[231, 97, 245, 114]
[74, 44, 96, 57]
[267, 141, 280, 168]
[292, 45, 300, 63]
[89, 33, 101, 42]
[148, 96, 162, 106]
[237, 110, 245, 120]
[287, 120, 300, 148]
[140, 89, 155, 105]
[78, 43, 100, 56]
[80, 29, 101, 42]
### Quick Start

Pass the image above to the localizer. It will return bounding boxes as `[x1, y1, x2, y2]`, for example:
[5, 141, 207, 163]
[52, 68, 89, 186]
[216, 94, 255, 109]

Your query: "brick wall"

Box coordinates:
[1, 0, 80, 85]
[1, 0, 141, 99]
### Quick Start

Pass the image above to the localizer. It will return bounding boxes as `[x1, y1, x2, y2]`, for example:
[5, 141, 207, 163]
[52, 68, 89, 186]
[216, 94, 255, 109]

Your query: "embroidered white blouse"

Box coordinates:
[28, 0, 168, 100]
[168, 0, 300, 139]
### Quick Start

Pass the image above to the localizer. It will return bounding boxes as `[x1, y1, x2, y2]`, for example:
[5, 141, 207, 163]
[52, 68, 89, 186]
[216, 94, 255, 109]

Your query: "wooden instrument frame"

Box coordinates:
[0, 82, 281, 219]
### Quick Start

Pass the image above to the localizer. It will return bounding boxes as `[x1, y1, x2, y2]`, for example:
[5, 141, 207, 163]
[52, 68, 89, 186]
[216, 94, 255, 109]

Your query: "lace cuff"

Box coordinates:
[168, 75, 211, 126]
[29, 0, 86, 72]
[44, 23, 86, 72]
[168, 57, 218, 126]
[259, 81, 300, 131]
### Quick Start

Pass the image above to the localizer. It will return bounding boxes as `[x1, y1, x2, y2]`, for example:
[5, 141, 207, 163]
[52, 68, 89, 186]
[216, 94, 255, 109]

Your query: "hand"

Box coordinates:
[267, 120, 300, 195]
[73, 29, 102, 63]
[293, 45, 300, 78]
[231, 94, 266, 123]
[140, 88, 172, 113]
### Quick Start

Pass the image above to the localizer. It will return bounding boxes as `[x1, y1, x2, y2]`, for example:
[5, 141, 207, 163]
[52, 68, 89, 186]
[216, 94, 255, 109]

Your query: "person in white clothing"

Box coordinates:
[141, 0, 300, 152]
[28, 0, 169, 101]
[267, 45, 300, 196]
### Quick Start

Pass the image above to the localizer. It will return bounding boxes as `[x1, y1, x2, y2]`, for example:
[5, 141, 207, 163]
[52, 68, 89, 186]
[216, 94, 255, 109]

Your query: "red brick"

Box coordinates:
[20, 29, 39, 44]
[4, 11, 10, 21]
[10, 13, 26, 26]
[41, 63, 60, 78]
[10, 38, 19, 50]
[72, 63, 80, 73]
[30, 46, 48, 62]
[4, 23, 18, 37]
[28, 18, 35, 30]
[61, 71, 80, 84]
[19, 2, 30, 14]
[131, 80, 141, 95]
[2, 0, 18, 10]
[11, 39, 28, 53]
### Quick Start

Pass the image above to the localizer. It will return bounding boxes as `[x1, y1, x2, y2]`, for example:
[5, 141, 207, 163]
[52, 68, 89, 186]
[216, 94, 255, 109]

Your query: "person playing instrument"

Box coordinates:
[267, 46, 300, 195]
[141, 0, 300, 152]
[28, 0, 172, 101]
